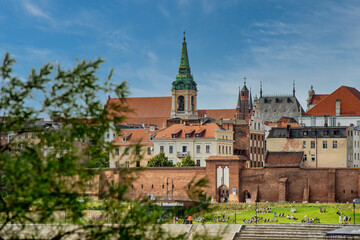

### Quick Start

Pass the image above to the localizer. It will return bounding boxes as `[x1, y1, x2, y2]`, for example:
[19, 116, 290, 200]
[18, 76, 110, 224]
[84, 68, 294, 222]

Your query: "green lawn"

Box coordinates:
[192, 203, 360, 224]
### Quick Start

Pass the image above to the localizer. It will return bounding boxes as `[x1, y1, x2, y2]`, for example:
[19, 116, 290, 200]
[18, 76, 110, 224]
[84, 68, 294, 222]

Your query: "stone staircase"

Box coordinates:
[234, 224, 345, 240]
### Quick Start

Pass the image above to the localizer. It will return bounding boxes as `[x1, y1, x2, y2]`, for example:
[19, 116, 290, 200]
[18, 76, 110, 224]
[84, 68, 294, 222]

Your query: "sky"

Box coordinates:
[1, 0, 360, 113]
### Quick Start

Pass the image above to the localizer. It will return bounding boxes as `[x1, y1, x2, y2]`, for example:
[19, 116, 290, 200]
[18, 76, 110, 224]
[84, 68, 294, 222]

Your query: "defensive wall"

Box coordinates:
[91, 157, 360, 203]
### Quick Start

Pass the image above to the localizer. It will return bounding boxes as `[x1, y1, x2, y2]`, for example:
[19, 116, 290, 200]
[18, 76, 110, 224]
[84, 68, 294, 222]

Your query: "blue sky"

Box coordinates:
[1, 0, 360, 113]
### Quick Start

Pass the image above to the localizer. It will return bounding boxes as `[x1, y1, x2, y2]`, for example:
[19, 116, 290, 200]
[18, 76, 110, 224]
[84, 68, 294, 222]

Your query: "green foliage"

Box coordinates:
[176, 155, 196, 167]
[87, 148, 109, 168]
[0, 53, 191, 239]
[147, 152, 174, 167]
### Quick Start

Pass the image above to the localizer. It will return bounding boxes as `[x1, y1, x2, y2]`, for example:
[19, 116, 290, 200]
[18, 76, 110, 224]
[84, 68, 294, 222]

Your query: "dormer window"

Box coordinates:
[122, 137, 126, 142]
[303, 131, 308, 136]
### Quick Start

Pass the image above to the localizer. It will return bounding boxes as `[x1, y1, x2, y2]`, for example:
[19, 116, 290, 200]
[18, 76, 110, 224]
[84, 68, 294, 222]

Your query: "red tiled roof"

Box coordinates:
[106, 96, 237, 127]
[309, 94, 329, 105]
[198, 109, 236, 120]
[113, 128, 159, 145]
[264, 122, 299, 127]
[265, 152, 303, 168]
[155, 123, 221, 139]
[303, 86, 360, 116]
[105, 96, 172, 127]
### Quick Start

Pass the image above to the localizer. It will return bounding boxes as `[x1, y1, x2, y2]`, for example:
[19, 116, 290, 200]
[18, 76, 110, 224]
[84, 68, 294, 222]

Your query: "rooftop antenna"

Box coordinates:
[260, 81, 263, 98]
[293, 80, 296, 97]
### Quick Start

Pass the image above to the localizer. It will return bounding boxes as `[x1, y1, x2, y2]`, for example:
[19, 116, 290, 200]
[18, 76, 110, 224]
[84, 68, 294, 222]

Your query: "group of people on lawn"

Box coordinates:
[337, 211, 352, 224]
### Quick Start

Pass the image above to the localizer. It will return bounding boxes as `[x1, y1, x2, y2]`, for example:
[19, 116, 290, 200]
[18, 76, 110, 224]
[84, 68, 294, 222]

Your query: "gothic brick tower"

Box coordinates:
[170, 33, 198, 120]
[236, 77, 252, 120]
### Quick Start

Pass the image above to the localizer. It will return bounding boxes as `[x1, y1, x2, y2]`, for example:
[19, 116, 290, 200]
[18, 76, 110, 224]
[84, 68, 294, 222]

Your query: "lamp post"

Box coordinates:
[353, 198, 360, 225]
[354, 203, 356, 225]
[255, 201, 258, 224]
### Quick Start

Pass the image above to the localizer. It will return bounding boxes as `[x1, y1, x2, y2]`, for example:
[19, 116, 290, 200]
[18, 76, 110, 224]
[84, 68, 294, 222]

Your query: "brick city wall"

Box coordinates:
[95, 163, 360, 203]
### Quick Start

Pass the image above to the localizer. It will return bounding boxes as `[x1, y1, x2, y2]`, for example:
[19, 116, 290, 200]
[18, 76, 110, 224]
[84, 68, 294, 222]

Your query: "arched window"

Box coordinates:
[177, 96, 185, 111]
[191, 96, 194, 111]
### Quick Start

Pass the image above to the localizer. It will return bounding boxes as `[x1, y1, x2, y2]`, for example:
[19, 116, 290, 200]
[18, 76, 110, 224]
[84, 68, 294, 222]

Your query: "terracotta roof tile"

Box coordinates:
[303, 86, 360, 116]
[106, 96, 237, 127]
[265, 152, 303, 168]
[198, 109, 236, 120]
[155, 123, 221, 140]
[113, 128, 159, 145]
[309, 94, 329, 105]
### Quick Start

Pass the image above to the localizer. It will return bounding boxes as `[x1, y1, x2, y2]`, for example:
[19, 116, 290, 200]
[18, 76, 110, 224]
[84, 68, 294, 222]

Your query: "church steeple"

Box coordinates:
[170, 32, 198, 120]
[179, 32, 190, 73]
[172, 31, 197, 91]
[236, 86, 242, 109]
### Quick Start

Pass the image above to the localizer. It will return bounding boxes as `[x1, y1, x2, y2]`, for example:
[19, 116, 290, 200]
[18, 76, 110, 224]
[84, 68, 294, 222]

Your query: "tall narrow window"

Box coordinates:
[191, 96, 194, 111]
[125, 161, 129, 168]
[303, 141, 306, 148]
[206, 145, 210, 153]
[177, 96, 185, 112]
[196, 145, 201, 153]
[147, 147, 152, 155]
[160, 146, 164, 153]
[323, 141, 327, 149]
[182, 146, 187, 153]
[196, 159, 201, 166]
[115, 148, 119, 156]
[169, 145, 173, 154]
[333, 141, 338, 148]
[311, 141, 315, 149]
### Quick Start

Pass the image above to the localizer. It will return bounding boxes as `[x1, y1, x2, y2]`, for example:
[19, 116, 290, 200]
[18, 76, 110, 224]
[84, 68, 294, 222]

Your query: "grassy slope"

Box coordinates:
[192, 203, 360, 224]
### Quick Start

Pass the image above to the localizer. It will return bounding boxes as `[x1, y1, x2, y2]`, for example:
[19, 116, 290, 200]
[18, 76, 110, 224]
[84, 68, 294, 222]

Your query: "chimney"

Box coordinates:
[286, 125, 291, 138]
[335, 99, 341, 116]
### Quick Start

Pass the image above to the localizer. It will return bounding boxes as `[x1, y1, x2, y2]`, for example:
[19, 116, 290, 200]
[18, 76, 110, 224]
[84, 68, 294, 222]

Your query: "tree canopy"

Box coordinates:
[147, 152, 174, 167]
[0, 53, 213, 239]
[176, 156, 196, 167]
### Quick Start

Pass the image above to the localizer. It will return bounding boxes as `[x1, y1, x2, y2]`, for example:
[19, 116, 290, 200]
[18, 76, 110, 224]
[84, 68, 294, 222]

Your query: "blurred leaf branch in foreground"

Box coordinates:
[0, 53, 217, 239]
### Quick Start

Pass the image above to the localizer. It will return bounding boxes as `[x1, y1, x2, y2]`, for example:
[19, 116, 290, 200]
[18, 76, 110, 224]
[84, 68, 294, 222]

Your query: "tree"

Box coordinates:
[0, 53, 216, 239]
[87, 148, 110, 168]
[147, 152, 174, 167]
[176, 156, 196, 167]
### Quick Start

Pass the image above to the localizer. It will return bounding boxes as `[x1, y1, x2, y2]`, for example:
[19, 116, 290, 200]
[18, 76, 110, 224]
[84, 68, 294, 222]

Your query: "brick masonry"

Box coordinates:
[93, 159, 360, 203]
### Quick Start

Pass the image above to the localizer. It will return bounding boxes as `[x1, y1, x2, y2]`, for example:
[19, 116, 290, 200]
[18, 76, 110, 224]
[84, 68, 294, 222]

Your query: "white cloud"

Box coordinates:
[22, 1, 53, 21]
[158, 4, 170, 18]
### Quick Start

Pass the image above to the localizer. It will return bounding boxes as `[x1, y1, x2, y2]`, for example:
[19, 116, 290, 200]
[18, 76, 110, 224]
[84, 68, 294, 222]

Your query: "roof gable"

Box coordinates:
[303, 86, 360, 116]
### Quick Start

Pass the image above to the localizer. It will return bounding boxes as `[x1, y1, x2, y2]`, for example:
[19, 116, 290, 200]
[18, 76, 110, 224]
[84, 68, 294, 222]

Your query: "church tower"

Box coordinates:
[170, 33, 198, 119]
[236, 77, 252, 120]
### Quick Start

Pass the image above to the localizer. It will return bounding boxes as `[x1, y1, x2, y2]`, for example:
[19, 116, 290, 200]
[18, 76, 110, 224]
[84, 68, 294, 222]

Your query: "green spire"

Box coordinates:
[172, 32, 197, 91]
